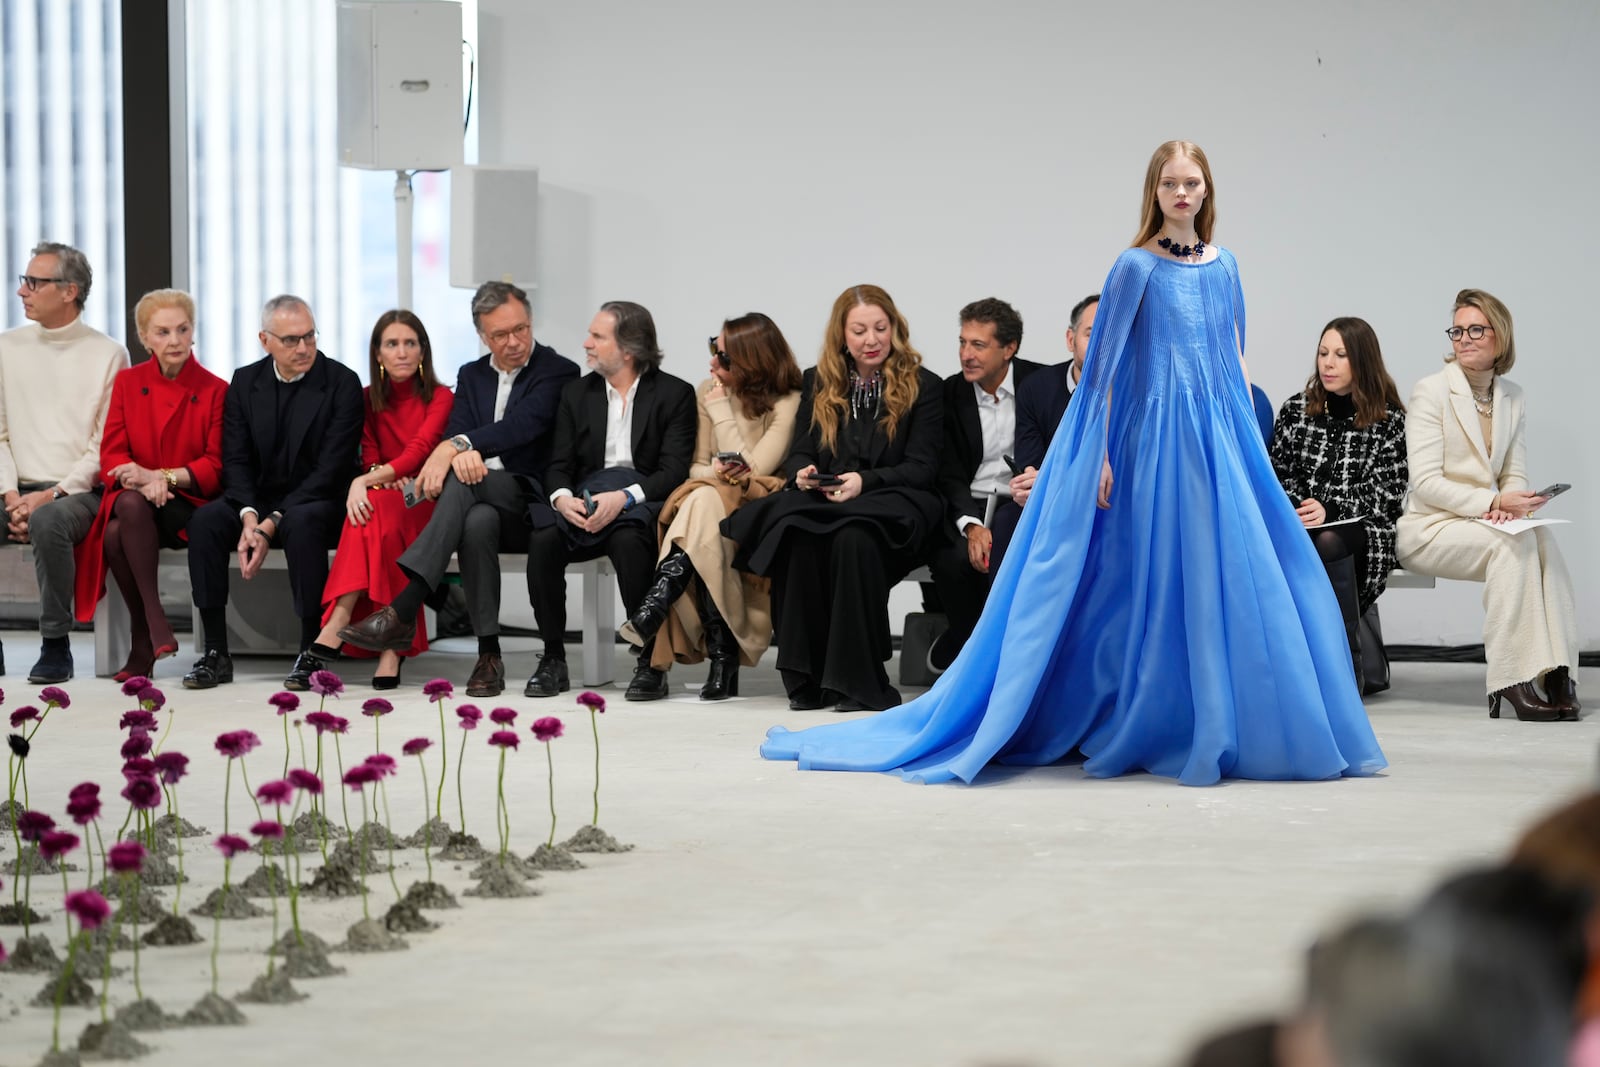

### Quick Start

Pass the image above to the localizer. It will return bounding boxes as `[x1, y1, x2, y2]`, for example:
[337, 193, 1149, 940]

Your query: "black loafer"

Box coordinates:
[787, 686, 837, 711]
[624, 664, 670, 702]
[27, 645, 74, 685]
[283, 650, 325, 691]
[183, 650, 234, 690]
[524, 655, 569, 698]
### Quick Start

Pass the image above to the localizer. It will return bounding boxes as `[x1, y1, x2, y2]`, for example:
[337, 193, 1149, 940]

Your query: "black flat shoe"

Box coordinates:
[183, 650, 234, 690]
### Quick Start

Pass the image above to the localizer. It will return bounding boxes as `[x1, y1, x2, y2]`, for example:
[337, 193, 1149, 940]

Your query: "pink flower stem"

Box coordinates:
[153, 705, 176, 754]
[89, 818, 106, 892]
[169, 794, 186, 915]
[495, 747, 509, 867]
[355, 788, 370, 921]
[101, 878, 124, 1022]
[544, 742, 557, 848]
[131, 866, 144, 1001]
[235, 760, 265, 825]
[282, 796, 305, 946]
[281, 714, 291, 779]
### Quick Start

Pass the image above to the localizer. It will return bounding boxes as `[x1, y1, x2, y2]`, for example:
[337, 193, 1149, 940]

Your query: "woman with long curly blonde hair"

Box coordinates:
[725, 284, 943, 712]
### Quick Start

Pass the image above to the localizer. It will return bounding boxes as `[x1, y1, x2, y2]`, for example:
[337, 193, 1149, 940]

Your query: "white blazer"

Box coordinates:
[1396, 361, 1527, 556]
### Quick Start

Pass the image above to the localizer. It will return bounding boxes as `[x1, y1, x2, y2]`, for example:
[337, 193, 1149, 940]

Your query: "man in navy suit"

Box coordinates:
[183, 295, 363, 690]
[338, 281, 579, 697]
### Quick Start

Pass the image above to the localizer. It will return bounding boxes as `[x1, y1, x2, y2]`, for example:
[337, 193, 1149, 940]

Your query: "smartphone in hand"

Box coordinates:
[400, 478, 425, 508]
[1002, 453, 1022, 477]
[813, 473, 843, 487]
[582, 488, 597, 517]
[1534, 482, 1571, 499]
[716, 451, 746, 466]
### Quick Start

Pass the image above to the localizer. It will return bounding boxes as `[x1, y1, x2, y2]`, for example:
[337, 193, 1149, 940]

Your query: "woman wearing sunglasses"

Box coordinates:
[619, 312, 802, 699]
[1397, 288, 1579, 721]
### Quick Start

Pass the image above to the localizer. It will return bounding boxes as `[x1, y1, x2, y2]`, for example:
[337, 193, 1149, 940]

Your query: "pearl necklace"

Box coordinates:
[1471, 388, 1493, 416]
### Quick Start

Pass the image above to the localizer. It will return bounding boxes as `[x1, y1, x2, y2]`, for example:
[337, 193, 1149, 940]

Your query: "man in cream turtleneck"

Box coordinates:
[0, 241, 129, 681]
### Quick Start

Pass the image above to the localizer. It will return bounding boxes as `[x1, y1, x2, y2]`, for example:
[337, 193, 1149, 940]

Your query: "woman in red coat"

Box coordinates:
[311, 309, 453, 688]
[73, 289, 226, 681]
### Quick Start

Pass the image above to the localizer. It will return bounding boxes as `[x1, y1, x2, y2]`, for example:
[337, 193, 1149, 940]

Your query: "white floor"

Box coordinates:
[0, 631, 1593, 1067]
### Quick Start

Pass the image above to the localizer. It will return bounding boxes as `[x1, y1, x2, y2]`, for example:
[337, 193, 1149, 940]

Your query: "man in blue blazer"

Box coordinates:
[338, 281, 579, 697]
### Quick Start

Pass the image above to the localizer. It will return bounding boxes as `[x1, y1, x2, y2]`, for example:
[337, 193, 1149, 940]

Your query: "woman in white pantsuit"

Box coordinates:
[1396, 288, 1579, 721]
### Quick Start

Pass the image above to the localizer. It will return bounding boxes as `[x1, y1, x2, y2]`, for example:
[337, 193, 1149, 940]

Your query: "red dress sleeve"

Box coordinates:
[385, 386, 454, 478]
[360, 388, 382, 470]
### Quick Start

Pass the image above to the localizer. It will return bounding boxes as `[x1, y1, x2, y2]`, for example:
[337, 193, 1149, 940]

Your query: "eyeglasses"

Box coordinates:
[1445, 325, 1493, 342]
[18, 275, 65, 292]
[707, 336, 730, 369]
[484, 322, 531, 347]
[266, 329, 319, 349]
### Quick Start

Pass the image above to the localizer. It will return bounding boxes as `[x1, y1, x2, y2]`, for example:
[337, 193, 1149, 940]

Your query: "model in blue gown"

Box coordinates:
[760, 247, 1388, 786]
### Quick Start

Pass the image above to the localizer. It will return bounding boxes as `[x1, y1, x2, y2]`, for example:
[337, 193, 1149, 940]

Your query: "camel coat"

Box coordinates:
[650, 380, 801, 669]
[1396, 362, 1576, 693]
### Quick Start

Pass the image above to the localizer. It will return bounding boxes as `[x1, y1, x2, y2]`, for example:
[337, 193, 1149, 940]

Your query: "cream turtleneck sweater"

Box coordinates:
[0, 315, 129, 494]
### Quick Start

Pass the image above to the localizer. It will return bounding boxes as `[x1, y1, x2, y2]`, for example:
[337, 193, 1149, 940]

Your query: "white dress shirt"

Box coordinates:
[483, 361, 524, 472]
[550, 374, 645, 506]
[957, 366, 1016, 534]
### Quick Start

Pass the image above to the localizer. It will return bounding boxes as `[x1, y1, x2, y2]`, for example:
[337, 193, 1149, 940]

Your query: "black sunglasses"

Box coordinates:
[707, 336, 730, 369]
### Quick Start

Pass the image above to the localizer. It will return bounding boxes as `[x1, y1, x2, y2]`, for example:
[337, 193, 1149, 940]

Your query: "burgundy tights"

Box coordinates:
[104, 491, 179, 677]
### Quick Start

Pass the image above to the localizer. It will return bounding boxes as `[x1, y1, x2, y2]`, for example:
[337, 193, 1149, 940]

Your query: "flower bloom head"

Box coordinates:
[401, 736, 431, 757]
[39, 830, 80, 862]
[121, 733, 153, 760]
[7, 734, 30, 760]
[64, 890, 111, 931]
[268, 691, 300, 715]
[342, 764, 380, 791]
[214, 730, 262, 758]
[152, 751, 189, 785]
[121, 777, 163, 811]
[250, 819, 285, 841]
[328, 716, 351, 735]
[310, 669, 345, 697]
[17, 810, 56, 842]
[214, 834, 251, 860]
[119, 709, 157, 732]
[120, 676, 152, 697]
[66, 783, 102, 825]
[287, 768, 323, 795]
[256, 779, 293, 806]
[69, 781, 100, 802]
[423, 678, 454, 700]
[121, 757, 156, 781]
[137, 686, 165, 710]
[531, 716, 564, 743]
[576, 690, 607, 714]
[39, 686, 70, 710]
[8, 707, 39, 728]
[363, 753, 397, 777]
[489, 707, 517, 726]
[456, 704, 483, 730]
[304, 711, 336, 734]
[108, 840, 147, 874]
[361, 697, 393, 718]
[487, 729, 520, 751]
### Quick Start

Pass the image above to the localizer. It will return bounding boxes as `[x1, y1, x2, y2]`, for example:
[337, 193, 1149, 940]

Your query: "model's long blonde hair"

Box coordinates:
[1130, 140, 1217, 248]
[811, 285, 923, 453]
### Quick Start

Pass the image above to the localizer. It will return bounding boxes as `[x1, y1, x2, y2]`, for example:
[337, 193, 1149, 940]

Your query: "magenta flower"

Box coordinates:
[342, 764, 380, 790]
[121, 777, 162, 811]
[39, 686, 70, 709]
[576, 690, 607, 713]
[250, 820, 284, 840]
[119, 675, 152, 697]
[401, 737, 431, 757]
[532, 716, 564, 742]
[328, 716, 350, 735]
[121, 733, 153, 760]
[487, 730, 520, 750]
[268, 691, 300, 715]
[38, 830, 80, 862]
[137, 686, 165, 710]
[108, 840, 146, 874]
[361, 697, 393, 718]
[309, 670, 345, 697]
[152, 751, 189, 785]
[64, 890, 111, 931]
[215, 730, 262, 758]
[121, 757, 156, 780]
[304, 711, 336, 734]
[423, 678, 453, 700]
[256, 779, 293, 805]
[214, 834, 251, 859]
[66, 793, 101, 826]
[363, 753, 397, 777]
[119, 709, 157, 732]
[456, 704, 483, 730]
[489, 707, 517, 726]
[287, 768, 323, 795]
[69, 781, 100, 801]
[8, 707, 39, 728]
[17, 810, 55, 842]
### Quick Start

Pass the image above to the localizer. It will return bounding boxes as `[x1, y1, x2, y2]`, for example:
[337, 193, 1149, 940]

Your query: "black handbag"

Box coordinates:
[1356, 602, 1391, 695]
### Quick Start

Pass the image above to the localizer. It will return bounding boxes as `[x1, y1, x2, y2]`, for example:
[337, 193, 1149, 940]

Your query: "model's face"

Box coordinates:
[479, 301, 533, 372]
[141, 306, 194, 377]
[844, 303, 892, 373]
[1316, 329, 1354, 397]
[1451, 305, 1498, 374]
[378, 322, 422, 383]
[584, 311, 628, 378]
[957, 320, 1015, 390]
[17, 254, 77, 328]
[1155, 156, 1206, 227]
[260, 305, 318, 379]
[1066, 301, 1098, 363]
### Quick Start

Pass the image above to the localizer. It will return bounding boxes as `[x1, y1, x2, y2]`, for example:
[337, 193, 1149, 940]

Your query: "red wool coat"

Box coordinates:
[73, 355, 227, 621]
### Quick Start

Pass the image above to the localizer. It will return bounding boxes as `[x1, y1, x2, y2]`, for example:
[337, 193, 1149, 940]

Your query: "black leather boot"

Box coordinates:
[1322, 554, 1362, 688]
[698, 583, 739, 701]
[624, 546, 694, 648]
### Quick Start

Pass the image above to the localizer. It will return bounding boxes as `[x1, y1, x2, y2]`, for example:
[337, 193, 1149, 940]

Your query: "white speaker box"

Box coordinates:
[450, 165, 540, 288]
[337, 0, 463, 171]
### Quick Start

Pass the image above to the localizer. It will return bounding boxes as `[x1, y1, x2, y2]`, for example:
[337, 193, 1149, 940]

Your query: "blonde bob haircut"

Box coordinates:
[133, 288, 197, 346]
[812, 285, 924, 453]
[1448, 288, 1516, 376]
[1131, 140, 1216, 249]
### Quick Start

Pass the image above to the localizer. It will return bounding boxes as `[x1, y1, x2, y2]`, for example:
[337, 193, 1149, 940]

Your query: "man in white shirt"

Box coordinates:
[0, 241, 129, 682]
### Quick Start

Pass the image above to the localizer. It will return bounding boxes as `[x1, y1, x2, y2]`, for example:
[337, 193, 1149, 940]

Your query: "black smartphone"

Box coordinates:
[582, 488, 597, 516]
[400, 478, 425, 508]
[716, 451, 746, 466]
[1534, 482, 1570, 499]
[1002, 453, 1022, 477]
[813, 473, 843, 487]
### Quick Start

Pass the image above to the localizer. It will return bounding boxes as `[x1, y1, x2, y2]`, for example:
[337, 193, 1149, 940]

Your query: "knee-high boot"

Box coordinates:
[698, 582, 739, 701]
[1323, 554, 1362, 687]
[621, 546, 694, 647]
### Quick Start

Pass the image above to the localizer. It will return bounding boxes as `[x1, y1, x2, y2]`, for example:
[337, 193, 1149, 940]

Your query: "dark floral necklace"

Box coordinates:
[1157, 236, 1206, 259]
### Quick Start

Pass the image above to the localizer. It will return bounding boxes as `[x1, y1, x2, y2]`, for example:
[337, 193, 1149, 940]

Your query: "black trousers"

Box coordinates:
[926, 495, 1018, 660]
[397, 470, 531, 637]
[526, 520, 656, 659]
[771, 523, 898, 707]
[187, 497, 343, 618]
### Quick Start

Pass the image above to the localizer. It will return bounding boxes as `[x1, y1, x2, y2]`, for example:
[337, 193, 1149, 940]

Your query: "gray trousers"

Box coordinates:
[396, 469, 531, 637]
[26, 487, 103, 639]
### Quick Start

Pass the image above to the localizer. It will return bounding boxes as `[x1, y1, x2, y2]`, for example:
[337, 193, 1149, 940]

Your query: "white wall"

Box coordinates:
[477, 0, 1600, 647]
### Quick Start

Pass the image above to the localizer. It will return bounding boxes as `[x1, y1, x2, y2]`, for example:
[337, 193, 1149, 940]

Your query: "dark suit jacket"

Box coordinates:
[543, 366, 698, 517]
[221, 352, 364, 514]
[785, 366, 944, 493]
[446, 343, 580, 485]
[1013, 360, 1077, 472]
[936, 357, 1045, 534]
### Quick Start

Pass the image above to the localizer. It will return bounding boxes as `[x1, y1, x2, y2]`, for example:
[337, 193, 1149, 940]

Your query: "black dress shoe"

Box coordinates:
[465, 654, 505, 698]
[283, 650, 325, 691]
[523, 655, 568, 698]
[183, 650, 234, 690]
[836, 688, 902, 713]
[27, 644, 74, 684]
[787, 686, 837, 711]
[337, 605, 416, 653]
[625, 663, 670, 702]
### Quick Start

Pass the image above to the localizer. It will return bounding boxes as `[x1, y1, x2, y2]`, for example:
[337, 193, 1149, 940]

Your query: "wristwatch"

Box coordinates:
[163, 468, 179, 487]
[449, 434, 471, 452]
[50, 486, 65, 501]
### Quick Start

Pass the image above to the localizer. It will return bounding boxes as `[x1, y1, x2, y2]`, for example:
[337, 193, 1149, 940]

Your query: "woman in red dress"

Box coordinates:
[73, 288, 226, 681]
[312, 309, 453, 688]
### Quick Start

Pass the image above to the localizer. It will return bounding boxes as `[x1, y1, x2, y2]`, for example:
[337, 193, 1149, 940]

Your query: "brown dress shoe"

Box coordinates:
[1488, 681, 1563, 723]
[465, 653, 505, 698]
[1542, 666, 1581, 720]
[337, 605, 416, 653]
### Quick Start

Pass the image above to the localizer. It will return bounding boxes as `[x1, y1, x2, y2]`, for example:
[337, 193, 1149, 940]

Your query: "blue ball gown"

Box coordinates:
[760, 247, 1388, 786]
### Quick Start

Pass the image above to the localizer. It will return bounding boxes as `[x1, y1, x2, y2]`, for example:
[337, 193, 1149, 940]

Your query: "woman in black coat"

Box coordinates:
[725, 284, 943, 712]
